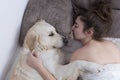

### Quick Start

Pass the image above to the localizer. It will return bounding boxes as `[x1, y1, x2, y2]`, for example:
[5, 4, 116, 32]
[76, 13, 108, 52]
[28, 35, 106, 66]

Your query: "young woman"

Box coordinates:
[27, 0, 120, 80]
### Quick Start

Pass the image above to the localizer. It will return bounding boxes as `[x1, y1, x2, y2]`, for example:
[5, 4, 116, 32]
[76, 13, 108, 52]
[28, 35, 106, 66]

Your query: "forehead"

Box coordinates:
[42, 25, 55, 32]
[36, 23, 56, 34]
[75, 16, 81, 23]
[75, 16, 84, 25]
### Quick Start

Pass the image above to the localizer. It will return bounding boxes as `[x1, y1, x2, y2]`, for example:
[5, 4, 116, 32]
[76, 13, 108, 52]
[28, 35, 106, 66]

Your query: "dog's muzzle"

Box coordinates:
[62, 37, 68, 46]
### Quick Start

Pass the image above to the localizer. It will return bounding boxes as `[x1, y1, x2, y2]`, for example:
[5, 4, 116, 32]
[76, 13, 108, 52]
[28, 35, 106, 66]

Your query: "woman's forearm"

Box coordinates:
[36, 65, 56, 80]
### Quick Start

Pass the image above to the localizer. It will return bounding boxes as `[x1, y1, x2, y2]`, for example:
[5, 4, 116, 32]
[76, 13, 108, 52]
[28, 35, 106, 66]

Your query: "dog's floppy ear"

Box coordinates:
[23, 30, 39, 52]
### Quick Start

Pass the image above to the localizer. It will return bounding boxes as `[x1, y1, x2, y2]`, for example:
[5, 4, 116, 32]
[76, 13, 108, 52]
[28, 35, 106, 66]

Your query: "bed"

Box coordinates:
[1, 0, 120, 80]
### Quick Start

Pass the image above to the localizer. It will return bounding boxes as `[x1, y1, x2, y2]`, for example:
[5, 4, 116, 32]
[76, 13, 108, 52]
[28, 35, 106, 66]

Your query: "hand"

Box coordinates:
[27, 50, 43, 70]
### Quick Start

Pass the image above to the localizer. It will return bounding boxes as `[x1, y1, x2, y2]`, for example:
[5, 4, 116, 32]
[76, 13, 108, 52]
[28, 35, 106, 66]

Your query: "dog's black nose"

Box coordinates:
[63, 37, 68, 45]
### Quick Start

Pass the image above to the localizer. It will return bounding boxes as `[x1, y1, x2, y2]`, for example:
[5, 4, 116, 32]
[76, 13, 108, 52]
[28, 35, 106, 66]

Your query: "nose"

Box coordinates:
[63, 37, 68, 45]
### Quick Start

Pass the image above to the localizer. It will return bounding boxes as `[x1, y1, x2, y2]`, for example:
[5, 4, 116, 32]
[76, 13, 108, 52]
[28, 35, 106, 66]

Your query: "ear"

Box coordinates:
[85, 27, 94, 36]
[23, 30, 39, 52]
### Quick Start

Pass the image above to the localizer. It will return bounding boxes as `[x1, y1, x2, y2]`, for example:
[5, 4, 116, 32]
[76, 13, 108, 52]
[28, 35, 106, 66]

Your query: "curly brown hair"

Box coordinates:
[76, 0, 112, 41]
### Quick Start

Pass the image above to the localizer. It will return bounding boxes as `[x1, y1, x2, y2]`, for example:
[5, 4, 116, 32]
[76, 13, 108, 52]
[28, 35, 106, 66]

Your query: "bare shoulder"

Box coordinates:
[70, 46, 89, 62]
[70, 40, 120, 62]
[103, 40, 120, 49]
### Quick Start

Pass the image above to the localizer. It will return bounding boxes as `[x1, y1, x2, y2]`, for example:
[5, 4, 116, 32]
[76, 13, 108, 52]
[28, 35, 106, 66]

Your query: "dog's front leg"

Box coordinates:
[73, 60, 104, 73]
[66, 69, 80, 80]
[55, 60, 105, 80]
[54, 62, 80, 80]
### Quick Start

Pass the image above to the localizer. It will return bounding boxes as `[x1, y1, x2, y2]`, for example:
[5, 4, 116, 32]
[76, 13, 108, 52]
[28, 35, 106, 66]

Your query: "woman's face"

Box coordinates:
[72, 16, 86, 40]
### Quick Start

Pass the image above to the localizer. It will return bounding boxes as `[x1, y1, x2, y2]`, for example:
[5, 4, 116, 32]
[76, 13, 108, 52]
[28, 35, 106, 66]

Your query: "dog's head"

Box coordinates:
[23, 20, 66, 51]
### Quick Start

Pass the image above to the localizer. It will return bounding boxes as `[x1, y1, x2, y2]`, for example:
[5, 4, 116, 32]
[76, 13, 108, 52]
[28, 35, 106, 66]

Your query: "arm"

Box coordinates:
[35, 64, 56, 80]
[27, 51, 56, 80]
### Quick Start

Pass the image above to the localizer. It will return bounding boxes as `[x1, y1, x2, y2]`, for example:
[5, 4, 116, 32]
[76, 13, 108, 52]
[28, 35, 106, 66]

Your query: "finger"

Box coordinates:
[32, 51, 39, 58]
[26, 53, 31, 64]
[27, 52, 33, 59]
[32, 49, 36, 53]
[28, 51, 36, 58]
[27, 52, 31, 57]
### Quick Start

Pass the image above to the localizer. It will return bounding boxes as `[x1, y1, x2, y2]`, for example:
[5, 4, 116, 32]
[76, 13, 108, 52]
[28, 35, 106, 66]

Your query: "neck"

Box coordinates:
[80, 37, 93, 46]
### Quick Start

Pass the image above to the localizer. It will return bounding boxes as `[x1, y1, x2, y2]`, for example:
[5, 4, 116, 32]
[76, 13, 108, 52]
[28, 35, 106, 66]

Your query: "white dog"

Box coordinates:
[9, 20, 104, 80]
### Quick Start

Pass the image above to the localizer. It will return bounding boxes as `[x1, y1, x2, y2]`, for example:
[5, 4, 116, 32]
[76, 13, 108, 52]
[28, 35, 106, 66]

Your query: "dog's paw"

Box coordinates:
[86, 64, 105, 73]
[79, 61, 105, 73]
[96, 66, 105, 72]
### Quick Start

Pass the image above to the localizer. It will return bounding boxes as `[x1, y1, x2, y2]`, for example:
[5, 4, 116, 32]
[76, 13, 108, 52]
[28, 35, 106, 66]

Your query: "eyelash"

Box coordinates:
[74, 25, 78, 28]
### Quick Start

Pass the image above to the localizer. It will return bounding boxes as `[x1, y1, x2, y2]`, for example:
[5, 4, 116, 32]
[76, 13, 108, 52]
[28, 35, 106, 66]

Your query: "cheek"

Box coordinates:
[74, 29, 85, 38]
[50, 36, 58, 42]
[74, 29, 81, 35]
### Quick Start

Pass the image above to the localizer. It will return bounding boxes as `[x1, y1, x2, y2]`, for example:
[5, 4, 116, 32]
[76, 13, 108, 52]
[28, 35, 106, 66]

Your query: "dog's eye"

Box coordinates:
[49, 32, 54, 36]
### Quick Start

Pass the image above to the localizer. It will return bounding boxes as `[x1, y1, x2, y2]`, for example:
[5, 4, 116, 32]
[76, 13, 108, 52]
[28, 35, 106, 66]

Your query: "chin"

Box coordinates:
[74, 36, 79, 40]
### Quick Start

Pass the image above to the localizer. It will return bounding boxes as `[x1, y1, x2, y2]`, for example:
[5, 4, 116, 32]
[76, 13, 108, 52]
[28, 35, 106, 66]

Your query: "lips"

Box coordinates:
[69, 31, 74, 40]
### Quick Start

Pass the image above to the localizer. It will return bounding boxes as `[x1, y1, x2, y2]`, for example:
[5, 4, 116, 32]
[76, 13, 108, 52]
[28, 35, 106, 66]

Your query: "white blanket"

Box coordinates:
[79, 61, 120, 80]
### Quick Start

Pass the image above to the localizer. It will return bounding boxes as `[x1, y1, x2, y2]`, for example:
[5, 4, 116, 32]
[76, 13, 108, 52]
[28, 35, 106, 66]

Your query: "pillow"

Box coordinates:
[111, 0, 120, 10]
[71, 0, 95, 10]
[19, 0, 73, 46]
[71, 0, 120, 10]
[108, 10, 120, 38]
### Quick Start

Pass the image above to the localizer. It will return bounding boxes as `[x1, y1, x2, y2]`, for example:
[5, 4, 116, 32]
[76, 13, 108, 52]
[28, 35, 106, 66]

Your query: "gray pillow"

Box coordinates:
[71, 0, 120, 10]
[111, 0, 120, 9]
[71, 0, 95, 10]
[19, 0, 73, 46]
[108, 10, 120, 37]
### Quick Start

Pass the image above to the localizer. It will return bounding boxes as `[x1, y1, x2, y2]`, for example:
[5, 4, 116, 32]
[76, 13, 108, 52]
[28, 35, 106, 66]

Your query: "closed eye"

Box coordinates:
[74, 25, 78, 28]
[49, 32, 54, 36]
[74, 23, 79, 28]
